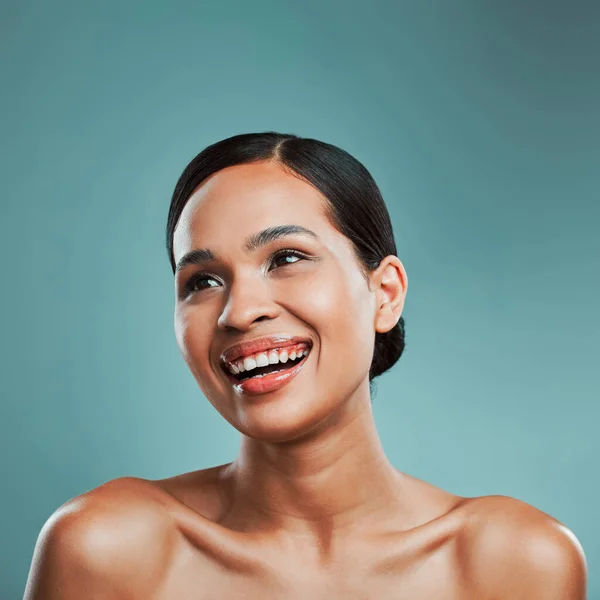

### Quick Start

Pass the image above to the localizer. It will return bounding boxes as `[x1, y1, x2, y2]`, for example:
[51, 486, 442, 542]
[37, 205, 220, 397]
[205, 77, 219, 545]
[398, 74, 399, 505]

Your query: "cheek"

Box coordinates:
[174, 309, 211, 375]
[298, 270, 375, 375]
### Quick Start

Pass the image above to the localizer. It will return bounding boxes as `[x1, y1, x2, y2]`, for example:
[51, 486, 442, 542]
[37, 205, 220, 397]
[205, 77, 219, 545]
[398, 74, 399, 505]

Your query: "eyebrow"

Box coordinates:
[175, 224, 320, 273]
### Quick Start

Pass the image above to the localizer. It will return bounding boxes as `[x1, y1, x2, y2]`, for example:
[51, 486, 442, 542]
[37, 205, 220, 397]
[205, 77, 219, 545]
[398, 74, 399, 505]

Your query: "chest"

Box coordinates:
[157, 538, 469, 600]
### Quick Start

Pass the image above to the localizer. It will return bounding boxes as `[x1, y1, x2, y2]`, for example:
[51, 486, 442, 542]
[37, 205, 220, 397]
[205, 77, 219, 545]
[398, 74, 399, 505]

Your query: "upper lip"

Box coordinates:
[220, 335, 313, 365]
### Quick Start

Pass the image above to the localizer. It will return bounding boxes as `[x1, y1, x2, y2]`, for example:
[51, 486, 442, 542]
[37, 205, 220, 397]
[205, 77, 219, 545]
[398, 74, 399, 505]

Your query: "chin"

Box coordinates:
[226, 394, 338, 443]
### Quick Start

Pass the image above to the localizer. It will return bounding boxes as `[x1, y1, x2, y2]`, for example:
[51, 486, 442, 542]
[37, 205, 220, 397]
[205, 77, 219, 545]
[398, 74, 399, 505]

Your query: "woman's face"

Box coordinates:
[172, 160, 405, 442]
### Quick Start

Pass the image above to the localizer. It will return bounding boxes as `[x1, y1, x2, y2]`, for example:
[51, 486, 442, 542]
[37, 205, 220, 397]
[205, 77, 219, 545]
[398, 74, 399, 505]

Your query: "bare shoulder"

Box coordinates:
[25, 477, 180, 599]
[459, 495, 587, 599]
[150, 462, 234, 522]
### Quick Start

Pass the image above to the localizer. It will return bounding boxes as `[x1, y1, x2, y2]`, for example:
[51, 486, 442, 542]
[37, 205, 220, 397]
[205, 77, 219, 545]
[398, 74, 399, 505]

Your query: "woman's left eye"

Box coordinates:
[270, 249, 307, 269]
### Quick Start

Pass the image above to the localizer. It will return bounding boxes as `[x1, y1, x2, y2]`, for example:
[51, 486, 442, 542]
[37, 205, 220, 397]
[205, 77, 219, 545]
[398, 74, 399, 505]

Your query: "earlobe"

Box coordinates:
[373, 256, 407, 334]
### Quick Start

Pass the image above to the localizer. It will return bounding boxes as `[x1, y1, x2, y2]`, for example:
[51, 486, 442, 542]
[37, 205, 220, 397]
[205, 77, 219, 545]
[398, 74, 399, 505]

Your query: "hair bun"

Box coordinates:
[369, 316, 406, 381]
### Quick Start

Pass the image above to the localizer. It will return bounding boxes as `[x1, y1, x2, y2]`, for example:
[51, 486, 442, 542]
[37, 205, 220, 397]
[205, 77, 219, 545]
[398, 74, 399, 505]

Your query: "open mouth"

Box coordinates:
[221, 347, 311, 383]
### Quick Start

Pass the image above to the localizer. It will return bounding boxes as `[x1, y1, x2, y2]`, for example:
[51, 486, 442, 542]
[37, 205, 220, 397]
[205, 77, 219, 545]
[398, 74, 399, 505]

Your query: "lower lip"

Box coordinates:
[224, 353, 310, 396]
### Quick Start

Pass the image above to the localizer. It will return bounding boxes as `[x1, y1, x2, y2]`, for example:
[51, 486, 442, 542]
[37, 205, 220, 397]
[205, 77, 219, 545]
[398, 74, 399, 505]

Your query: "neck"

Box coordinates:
[219, 386, 405, 543]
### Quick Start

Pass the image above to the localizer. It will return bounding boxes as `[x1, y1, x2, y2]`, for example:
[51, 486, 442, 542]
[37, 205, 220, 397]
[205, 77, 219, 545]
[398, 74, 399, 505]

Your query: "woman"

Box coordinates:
[26, 132, 586, 599]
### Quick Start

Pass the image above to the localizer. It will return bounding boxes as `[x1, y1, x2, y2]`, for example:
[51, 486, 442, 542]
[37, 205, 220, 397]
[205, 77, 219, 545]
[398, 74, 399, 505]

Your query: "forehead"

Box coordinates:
[172, 161, 335, 260]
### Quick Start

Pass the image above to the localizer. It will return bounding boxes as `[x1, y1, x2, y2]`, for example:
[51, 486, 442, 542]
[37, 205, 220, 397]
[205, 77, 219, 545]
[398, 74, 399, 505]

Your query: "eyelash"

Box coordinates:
[183, 249, 308, 296]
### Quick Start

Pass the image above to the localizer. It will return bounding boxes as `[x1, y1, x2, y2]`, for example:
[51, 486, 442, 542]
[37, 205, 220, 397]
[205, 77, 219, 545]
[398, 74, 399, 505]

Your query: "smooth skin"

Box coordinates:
[25, 161, 587, 599]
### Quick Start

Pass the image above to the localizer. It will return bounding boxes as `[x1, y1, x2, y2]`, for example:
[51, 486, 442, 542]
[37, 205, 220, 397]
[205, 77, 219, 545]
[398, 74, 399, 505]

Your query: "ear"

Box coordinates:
[370, 255, 408, 334]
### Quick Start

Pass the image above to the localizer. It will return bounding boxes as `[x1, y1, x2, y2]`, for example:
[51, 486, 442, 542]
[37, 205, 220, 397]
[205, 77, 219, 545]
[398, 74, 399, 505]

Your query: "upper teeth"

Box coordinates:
[225, 345, 311, 375]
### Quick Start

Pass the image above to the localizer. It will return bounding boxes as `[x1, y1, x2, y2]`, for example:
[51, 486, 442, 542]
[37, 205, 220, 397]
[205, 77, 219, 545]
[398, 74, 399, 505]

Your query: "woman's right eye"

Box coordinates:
[185, 273, 220, 294]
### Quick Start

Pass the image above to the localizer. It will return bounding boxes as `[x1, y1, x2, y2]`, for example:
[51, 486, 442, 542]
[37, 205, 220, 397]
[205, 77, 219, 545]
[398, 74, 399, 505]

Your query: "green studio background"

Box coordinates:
[2, 1, 598, 597]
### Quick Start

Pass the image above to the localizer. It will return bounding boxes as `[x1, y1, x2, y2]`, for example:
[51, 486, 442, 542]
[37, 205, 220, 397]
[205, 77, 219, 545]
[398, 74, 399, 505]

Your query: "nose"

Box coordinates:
[217, 273, 280, 331]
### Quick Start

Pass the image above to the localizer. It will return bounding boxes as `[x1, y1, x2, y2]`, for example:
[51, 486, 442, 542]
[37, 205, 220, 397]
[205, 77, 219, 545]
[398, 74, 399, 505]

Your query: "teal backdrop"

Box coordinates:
[2, 1, 598, 597]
